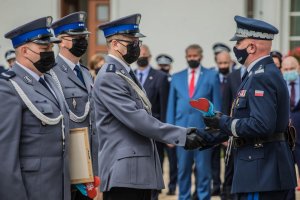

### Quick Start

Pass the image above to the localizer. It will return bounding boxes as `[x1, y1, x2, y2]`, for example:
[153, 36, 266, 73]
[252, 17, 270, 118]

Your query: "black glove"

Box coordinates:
[184, 128, 206, 150]
[203, 111, 223, 129]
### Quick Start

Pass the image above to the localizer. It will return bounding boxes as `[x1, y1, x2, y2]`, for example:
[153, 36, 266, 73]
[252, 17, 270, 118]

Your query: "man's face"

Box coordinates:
[186, 48, 202, 61]
[281, 60, 298, 73]
[7, 58, 16, 67]
[139, 46, 150, 58]
[158, 64, 171, 73]
[60, 34, 88, 49]
[216, 53, 231, 70]
[111, 35, 141, 55]
[24, 42, 53, 63]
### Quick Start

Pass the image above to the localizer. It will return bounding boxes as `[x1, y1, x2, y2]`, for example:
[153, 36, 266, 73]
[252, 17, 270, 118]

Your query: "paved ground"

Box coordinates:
[158, 157, 300, 200]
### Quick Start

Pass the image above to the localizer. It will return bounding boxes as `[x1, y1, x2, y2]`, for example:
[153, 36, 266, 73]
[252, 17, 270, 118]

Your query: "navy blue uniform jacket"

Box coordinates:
[204, 56, 296, 193]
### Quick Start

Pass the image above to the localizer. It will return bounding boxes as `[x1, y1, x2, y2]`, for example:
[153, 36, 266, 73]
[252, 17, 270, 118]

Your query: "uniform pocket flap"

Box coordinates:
[20, 158, 41, 172]
[238, 147, 264, 161]
[116, 146, 151, 160]
[36, 103, 53, 114]
[64, 88, 84, 98]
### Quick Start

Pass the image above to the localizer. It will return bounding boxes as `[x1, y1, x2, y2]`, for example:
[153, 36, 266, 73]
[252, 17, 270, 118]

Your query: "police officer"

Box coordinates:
[94, 13, 212, 200]
[0, 16, 70, 200]
[5, 49, 16, 68]
[156, 54, 173, 74]
[51, 11, 97, 200]
[202, 15, 297, 199]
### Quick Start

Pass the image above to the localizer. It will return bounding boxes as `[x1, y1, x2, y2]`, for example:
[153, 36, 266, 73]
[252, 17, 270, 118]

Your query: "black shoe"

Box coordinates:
[211, 188, 221, 196]
[166, 190, 175, 195]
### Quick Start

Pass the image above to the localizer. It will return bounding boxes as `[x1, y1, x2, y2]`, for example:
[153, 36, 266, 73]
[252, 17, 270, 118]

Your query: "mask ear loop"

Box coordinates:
[25, 47, 40, 65]
[114, 40, 127, 58]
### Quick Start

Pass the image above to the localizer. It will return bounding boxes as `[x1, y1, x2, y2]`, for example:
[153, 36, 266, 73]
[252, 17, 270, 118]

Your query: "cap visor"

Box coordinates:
[32, 37, 61, 45]
[122, 32, 146, 38]
[230, 35, 244, 41]
[134, 32, 146, 38]
[67, 30, 91, 35]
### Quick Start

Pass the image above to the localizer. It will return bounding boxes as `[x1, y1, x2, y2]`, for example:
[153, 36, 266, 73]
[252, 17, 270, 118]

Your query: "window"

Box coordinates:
[246, 0, 255, 18]
[88, 0, 110, 59]
[290, 0, 300, 49]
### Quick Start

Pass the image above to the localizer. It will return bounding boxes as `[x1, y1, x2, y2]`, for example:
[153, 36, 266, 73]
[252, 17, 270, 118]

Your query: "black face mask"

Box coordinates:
[69, 38, 88, 57]
[233, 46, 249, 65]
[27, 48, 56, 73]
[118, 42, 140, 64]
[136, 57, 149, 67]
[188, 60, 200, 69]
[161, 68, 170, 74]
[219, 68, 230, 75]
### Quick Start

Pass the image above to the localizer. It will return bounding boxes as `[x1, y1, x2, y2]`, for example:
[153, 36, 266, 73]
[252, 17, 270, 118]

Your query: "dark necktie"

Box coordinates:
[129, 70, 141, 89]
[139, 72, 143, 84]
[221, 76, 227, 95]
[39, 77, 54, 96]
[74, 65, 85, 85]
[290, 81, 296, 110]
[241, 70, 248, 81]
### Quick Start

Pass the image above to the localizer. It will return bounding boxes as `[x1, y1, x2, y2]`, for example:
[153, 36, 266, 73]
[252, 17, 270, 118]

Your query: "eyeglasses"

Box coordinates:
[114, 39, 143, 47]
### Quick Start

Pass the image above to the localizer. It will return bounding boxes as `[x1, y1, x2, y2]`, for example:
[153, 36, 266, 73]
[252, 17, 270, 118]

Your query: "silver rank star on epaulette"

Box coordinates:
[106, 64, 116, 73]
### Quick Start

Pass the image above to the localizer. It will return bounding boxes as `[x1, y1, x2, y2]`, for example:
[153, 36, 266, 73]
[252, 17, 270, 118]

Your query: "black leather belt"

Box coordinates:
[233, 132, 286, 148]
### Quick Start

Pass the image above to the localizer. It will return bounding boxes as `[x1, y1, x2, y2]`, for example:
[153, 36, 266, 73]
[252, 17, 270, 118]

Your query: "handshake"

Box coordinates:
[184, 98, 224, 150]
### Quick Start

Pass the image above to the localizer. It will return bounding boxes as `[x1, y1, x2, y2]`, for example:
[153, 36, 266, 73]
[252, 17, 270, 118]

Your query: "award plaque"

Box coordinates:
[69, 127, 94, 184]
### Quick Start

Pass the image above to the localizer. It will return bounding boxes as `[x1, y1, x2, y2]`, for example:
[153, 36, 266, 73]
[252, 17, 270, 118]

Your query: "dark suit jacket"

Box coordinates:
[290, 76, 300, 145]
[135, 67, 169, 122]
[222, 68, 242, 115]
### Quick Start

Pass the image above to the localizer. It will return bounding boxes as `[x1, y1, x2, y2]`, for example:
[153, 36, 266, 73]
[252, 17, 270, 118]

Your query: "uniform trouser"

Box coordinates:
[211, 145, 221, 192]
[103, 187, 151, 200]
[155, 141, 177, 192]
[177, 147, 212, 200]
[235, 190, 291, 200]
[221, 148, 234, 200]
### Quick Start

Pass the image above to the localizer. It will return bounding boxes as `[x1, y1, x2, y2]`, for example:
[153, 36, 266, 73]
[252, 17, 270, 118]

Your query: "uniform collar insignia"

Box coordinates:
[23, 76, 33, 84]
[61, 64, 68, 72]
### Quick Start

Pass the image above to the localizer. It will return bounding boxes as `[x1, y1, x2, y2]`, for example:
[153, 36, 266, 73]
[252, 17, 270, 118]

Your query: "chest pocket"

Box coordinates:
[64, 87, 84, 99]
[236, 97, 247, 109]
[35, 101, 53, 114]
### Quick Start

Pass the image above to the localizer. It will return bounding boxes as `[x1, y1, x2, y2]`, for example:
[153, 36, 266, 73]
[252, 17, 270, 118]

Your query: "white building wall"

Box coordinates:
[0, 0, 290, 71]
[253, 0, 289, 54]
[0, 0, 60, 68]
[111, 0, 246, 72]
